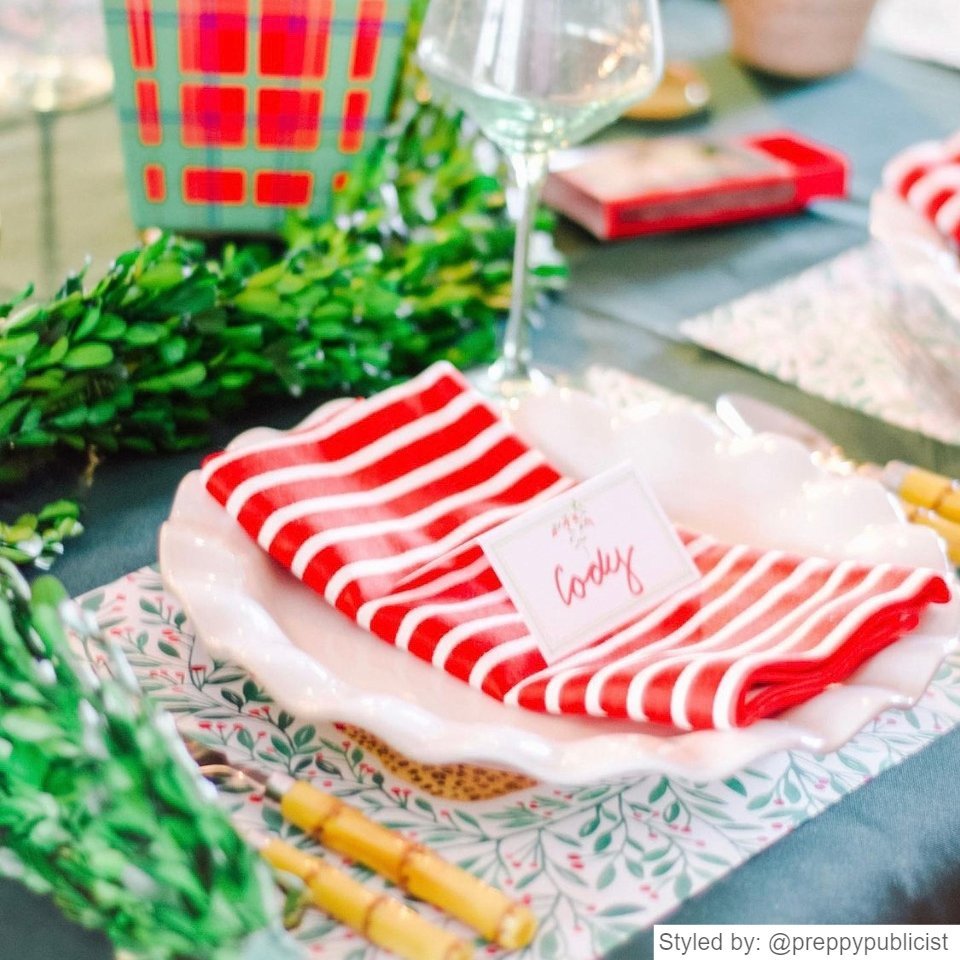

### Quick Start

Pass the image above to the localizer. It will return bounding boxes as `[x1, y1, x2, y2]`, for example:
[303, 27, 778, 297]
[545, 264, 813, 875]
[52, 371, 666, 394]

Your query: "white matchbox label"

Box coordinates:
[479, 463, 701, 665]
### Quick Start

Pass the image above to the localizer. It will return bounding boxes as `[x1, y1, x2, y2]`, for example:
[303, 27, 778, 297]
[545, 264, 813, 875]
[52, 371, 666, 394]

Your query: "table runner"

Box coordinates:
[76, 567, 960, 960]
[680, 243, 960, 445]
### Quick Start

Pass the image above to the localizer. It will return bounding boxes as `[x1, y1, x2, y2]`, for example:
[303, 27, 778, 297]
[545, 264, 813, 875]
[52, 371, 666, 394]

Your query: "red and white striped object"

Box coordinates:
[882, 132, 960, 247]
[202, 363, 951, 731]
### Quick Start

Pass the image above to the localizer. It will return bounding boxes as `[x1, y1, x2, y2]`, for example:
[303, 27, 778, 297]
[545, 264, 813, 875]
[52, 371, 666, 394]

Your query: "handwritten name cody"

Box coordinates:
[481, 466, 699, 665]
[554, 544, 644, 606]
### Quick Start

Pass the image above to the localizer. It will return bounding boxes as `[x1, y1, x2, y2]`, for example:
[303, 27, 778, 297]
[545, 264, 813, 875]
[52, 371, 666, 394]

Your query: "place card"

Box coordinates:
[479, 463, 701, 664]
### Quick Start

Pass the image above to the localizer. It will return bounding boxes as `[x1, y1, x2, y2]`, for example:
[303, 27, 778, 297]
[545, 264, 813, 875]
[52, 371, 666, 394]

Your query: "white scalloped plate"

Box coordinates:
[158, 387, 959, 783]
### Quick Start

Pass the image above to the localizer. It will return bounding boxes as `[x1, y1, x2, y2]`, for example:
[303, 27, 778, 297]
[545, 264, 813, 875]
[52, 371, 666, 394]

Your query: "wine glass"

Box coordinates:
[0, 0, 113, 118]
[417, 0, 663, 398]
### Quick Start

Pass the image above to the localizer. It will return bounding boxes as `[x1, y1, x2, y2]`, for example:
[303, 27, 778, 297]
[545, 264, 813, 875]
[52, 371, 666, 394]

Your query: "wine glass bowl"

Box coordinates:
[0, 0, 113, 119]
[417, 0, 663, 397]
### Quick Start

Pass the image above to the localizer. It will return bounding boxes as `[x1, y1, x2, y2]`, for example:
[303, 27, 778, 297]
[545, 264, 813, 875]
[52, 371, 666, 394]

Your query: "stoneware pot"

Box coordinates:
[723, 0, 880, 79]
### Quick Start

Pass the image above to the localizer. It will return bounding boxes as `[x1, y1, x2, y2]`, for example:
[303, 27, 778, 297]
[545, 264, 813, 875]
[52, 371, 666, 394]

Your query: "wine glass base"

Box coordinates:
[467, 360, 557, 407]
[0, 56, 113, 119]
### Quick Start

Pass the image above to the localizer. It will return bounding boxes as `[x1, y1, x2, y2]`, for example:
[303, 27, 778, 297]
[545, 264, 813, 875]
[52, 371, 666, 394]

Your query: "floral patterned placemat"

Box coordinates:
[680, 243, 960, 446]
[79, 566, 960, 960]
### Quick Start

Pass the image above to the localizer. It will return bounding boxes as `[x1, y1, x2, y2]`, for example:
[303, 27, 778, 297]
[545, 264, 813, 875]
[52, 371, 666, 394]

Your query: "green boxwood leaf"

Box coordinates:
[0, 398, 31, 437]
[136, 362, 206, 393]
[124, 323, 166, 347]
[62, 343, 114, 370]
[0, 332, 40, 358]
[93, 314, 127, 340]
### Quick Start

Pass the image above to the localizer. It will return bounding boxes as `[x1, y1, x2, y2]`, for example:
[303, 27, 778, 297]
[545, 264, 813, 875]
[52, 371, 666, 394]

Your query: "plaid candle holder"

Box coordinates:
[102, 0, 411, 234]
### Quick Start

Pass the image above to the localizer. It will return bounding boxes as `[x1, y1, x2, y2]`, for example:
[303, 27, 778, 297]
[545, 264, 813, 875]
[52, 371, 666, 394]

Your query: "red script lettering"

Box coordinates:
[554, 545, 644, 607]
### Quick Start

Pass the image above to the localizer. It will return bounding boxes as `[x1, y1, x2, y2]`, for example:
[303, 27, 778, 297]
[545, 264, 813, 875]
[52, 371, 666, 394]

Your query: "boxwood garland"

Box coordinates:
[0, 560, 286, 958]
[0, 99, 566, 567]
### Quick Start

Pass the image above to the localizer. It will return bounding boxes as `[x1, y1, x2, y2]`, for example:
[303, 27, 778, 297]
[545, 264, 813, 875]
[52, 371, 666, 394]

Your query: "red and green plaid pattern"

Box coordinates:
[103, 0, 410, 233]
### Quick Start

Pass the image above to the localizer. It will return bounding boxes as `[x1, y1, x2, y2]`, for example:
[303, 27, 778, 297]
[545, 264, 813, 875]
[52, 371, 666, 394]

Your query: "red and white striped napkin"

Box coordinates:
[882, 130, 960, 248]
[202, 363, 951, 731]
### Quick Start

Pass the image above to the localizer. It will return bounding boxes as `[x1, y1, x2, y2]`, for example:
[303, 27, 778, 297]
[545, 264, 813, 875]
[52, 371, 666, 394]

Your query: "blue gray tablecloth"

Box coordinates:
[2, 0, 959, 956]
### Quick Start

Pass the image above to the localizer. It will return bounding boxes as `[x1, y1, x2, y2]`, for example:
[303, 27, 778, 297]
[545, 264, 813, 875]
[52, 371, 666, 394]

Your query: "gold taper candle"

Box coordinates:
[255, 834, 472, 960]
[275, 778, 537, 949]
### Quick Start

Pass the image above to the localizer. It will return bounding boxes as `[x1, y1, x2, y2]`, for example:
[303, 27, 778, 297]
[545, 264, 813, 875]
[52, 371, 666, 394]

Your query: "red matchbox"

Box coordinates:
[542, 131, 849, 240]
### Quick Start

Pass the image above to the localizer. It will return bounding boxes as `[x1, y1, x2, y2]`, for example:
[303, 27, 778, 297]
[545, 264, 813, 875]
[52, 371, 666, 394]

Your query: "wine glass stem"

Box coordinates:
[500, 151, 549, 382]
